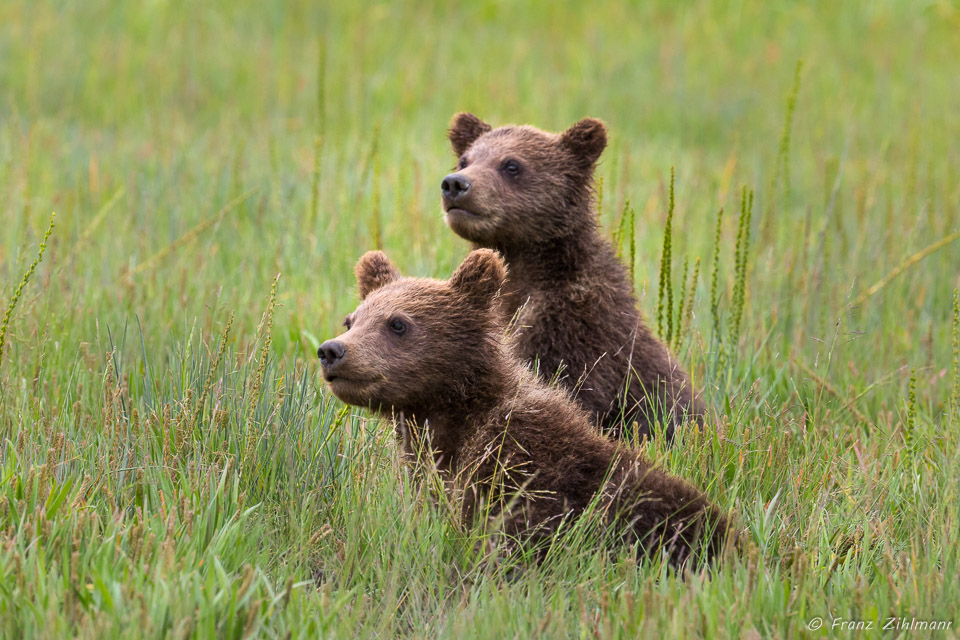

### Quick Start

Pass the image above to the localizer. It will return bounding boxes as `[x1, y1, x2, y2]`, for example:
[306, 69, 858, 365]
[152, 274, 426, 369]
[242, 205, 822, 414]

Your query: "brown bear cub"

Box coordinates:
[441, 114, 704, 442]
[317, 249, 729, 567]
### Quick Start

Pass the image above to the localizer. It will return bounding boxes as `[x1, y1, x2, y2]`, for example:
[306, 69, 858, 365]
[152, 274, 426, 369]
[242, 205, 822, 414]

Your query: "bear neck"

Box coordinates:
[389, 354, 522, 470]
[491, 218, 610, 285]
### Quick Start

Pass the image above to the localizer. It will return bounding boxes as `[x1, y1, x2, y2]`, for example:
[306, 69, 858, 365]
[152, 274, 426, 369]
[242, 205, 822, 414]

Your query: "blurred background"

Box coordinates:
[1, 2, 959, 635]
[2, 1, 957, 378]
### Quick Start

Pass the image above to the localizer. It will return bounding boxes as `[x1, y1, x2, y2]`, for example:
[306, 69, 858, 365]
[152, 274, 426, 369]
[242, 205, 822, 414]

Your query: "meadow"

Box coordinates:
[1, 1, 959, 637]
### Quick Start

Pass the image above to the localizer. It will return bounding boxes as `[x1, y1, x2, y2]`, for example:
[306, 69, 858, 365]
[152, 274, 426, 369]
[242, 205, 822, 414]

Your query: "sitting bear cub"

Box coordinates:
[318, 249, 729, 566]
[441, 113, 704, 442]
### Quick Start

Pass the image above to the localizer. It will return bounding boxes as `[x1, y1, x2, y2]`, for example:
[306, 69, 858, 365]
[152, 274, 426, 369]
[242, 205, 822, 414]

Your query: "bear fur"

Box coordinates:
[440, 113, 705, 442]
[317, 249, 729, 566]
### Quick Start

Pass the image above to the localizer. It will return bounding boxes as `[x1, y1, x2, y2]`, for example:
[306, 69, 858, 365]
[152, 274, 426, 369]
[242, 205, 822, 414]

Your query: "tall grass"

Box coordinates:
[1, 1, 959, 636]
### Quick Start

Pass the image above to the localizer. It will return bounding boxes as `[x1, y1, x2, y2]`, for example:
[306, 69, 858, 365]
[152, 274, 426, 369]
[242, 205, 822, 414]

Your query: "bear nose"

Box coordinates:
[441, 173, 471, 203]
[317, 340, 346, 366]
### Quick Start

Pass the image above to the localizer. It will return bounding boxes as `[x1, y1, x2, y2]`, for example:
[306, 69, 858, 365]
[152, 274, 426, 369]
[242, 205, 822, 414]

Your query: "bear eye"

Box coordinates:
[501, 160, 521, 176]
[388, 318, 407, 336]
[457, 156, 468, 170]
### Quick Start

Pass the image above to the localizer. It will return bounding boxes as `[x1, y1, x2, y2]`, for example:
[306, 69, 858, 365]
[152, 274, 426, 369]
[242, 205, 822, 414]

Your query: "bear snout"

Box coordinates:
[317, 339, 347, 369]
[441, 173, 472, 204]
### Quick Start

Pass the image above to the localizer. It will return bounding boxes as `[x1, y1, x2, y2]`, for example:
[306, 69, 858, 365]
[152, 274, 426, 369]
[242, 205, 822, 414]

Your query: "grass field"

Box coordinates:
[2, 1, 960, 637]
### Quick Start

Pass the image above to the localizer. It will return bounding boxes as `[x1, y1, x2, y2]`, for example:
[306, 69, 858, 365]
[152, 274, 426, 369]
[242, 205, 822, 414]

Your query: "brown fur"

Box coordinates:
[441, 113, 705, 441]
[317, 250, 729, 566]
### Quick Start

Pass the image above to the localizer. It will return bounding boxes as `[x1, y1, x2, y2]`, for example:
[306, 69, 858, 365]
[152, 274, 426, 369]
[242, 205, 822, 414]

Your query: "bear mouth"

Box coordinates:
[324, 374, 371, 385]
[445, 207, 481, 218]
[325, 376, 377, 403]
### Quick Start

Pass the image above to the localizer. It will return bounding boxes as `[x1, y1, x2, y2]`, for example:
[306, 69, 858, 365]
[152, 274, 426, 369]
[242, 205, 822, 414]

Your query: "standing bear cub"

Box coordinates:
[441, 114, 704, 441]
[317, 249, 729, 566]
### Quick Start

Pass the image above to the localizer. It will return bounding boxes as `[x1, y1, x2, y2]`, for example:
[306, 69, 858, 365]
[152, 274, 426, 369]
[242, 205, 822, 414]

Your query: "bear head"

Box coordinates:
[441, 113, 607, 248]
[318, 249, 508, 413]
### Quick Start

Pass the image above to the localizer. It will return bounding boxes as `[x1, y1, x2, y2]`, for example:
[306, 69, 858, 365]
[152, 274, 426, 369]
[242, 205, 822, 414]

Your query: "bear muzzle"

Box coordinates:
[317, 339, 347, 374]
[441, 173, 472, 206]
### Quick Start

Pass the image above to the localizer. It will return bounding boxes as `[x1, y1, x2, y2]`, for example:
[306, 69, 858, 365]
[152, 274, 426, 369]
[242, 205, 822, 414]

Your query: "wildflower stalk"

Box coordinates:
[709, 207, 724, 363]
[774, 60, 803, 206]
[370, 126, 383, 251]
[677, 256, 700, 351]
[194, 312, 235, 426]
[904, 369, 917, 457]
[248, 274, 280, 426]
[730, 187, 754, 347]
[657, 168, 675, 341]
[952, 288, 959, 416]
[309, 37, 326, 228]
[674, 256, 688, 348]
[0, 212, 56, 363]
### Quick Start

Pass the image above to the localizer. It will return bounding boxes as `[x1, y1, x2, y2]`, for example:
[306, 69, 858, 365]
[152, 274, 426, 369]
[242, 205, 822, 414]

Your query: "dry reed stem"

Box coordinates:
[851, 228, 960, 308]
[126, 190, 256, 279]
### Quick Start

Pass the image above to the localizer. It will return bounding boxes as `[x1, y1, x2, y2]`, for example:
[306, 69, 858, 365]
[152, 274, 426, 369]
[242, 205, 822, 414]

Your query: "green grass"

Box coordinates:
[2, 0, 960, 637]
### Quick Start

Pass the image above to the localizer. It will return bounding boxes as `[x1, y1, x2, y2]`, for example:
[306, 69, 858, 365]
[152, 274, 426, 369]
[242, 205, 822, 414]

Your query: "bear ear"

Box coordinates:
[355, 251, 401, 300]
[450, 249, 507, 304]
[448, 113, 492, 157]
[560, 118, 608, 167]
